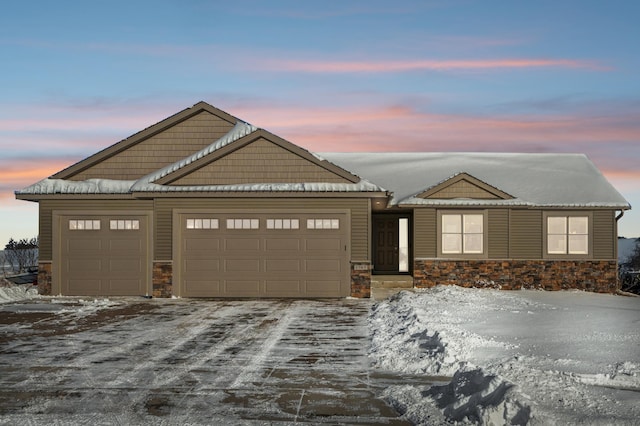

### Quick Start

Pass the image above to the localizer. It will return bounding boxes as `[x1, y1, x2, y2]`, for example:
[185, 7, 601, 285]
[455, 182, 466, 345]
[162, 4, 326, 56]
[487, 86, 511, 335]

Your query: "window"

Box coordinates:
[186, 218, 219, 230]
[110, 219, 140, 230]
[266, 219, 299, 230]
[547, 216, 588, 255]
[226, 218, 259, 230]
[69, 219, 101, 231]
[307, 219, 340, 229]
[441, 213, 484, 254]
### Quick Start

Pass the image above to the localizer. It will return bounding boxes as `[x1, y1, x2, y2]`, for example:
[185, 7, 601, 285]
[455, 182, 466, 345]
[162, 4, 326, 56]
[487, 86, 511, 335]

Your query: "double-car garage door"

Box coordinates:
[176, 211, 350, 298]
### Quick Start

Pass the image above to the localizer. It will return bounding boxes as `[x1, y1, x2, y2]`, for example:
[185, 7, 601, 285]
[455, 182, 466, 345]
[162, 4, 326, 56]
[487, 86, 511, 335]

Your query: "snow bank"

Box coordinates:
[0, 284, 38, 304]
[369, 287, 640, 425]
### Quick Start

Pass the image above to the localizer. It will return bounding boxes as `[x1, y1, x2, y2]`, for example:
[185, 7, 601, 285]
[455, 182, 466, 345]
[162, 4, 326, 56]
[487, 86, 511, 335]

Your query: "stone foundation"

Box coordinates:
[350, 262, 372, 298]
[414, 259, 618, 293]
[37, 262, 52, 295]
[153, 261, 173, 298]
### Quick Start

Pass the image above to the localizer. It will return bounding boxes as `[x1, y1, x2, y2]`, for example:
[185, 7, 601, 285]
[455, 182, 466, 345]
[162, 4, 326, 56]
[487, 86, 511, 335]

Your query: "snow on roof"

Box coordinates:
[321, 152, 630, 208]
[17, 178, 137, 195]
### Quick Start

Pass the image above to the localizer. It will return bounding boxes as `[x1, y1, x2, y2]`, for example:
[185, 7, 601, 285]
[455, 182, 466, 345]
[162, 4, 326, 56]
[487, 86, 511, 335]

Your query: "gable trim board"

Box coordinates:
[16, 102, 630, 298]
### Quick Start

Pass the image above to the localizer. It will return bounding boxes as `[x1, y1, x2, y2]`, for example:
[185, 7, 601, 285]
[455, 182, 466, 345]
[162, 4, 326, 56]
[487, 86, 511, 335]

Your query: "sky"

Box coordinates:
[1, 0, 639, 246]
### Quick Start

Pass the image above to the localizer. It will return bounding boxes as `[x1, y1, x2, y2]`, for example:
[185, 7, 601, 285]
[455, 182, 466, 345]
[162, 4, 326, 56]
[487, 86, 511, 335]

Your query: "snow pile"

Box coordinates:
[50, 297, 121, 317]
[369, 287, 640, 425]
[0, 284, 38, 304]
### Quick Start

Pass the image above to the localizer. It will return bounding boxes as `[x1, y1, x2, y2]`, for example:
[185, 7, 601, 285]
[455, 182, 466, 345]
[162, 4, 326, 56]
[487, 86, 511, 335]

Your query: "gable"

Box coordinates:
[417, 173, 513, 200]
[165, 134, 355, 186]
[54, 103, 238, 181]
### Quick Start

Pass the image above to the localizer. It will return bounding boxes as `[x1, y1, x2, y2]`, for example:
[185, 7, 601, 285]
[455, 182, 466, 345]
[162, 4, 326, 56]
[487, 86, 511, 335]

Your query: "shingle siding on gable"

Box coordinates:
[70, 112, 235, 181]
[170, 138, 350, 186]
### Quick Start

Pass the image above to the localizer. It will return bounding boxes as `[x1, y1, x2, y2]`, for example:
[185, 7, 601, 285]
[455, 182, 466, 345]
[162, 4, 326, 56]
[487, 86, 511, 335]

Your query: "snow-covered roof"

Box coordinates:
[15, 114, 629, 209]
[321, 152, 630, 208]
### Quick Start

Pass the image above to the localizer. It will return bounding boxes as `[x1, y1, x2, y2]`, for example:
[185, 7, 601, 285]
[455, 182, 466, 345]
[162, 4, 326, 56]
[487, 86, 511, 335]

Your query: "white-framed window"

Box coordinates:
[306, 219, 340, 229]
[441, 213, 484, 254]
[69, 219, 101, 231]
[266, 219, 300, 230]
[110, 219, 140, 231]
[547, 215, 589, 255]
[186, 218, 219, 230]
[226, 218, 259, 230]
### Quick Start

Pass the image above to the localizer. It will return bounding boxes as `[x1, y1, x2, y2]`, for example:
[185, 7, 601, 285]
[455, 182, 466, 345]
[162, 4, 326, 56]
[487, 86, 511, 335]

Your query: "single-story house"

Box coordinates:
[16, 102, 631, 297]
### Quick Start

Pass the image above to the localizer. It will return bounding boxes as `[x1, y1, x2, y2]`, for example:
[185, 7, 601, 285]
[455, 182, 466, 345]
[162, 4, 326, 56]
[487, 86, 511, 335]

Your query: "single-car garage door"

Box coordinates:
[58, 214, 150, 296]
[177, 211, 350, 298]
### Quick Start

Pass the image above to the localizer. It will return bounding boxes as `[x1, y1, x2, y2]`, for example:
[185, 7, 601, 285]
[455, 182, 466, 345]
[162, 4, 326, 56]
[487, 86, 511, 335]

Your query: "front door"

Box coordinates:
[373, 216, 399, 272]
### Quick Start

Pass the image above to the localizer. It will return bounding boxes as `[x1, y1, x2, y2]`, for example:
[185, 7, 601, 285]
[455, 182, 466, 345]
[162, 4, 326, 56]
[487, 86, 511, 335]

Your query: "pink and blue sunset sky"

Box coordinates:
[1, 0, 639, 244]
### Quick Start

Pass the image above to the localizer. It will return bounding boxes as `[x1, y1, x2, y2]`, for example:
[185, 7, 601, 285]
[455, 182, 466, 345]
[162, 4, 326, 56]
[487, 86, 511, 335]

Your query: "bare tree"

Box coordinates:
[3, 237, 39, 274]
[628, 239, 640, 270]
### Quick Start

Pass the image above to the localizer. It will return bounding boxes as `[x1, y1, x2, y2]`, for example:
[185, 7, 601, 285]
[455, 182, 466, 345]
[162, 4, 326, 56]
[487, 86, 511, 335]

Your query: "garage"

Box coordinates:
[58, 214, 150, 296]
[176, 211, 350, 298]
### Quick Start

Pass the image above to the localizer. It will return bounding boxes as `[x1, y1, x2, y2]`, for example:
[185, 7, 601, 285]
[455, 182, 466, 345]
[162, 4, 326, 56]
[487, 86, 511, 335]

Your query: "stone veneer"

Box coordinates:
[350, 262, 372, 298]
[153, 261, 173, 298]
[37, 261, 52, 295]
[414, 259, 618, 293]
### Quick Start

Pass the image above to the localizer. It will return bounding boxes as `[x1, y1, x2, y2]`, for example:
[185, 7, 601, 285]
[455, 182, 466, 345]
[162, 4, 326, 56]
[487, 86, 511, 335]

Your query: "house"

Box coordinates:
[16, 102, 631, 298]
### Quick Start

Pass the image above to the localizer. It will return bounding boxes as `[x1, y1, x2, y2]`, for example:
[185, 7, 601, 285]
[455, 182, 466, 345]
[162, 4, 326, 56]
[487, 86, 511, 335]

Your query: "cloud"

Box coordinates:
[260, 58, 611, 73]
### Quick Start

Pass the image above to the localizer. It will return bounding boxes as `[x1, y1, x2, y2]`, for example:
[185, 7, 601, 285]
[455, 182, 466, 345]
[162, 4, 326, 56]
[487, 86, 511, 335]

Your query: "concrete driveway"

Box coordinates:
[0, 297, 415, 425]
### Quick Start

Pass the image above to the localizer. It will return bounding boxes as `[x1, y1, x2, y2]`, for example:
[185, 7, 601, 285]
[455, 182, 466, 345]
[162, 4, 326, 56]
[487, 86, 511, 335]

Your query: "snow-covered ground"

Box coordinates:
[2, 284, 638, 425]
[370, 287, 640, 425]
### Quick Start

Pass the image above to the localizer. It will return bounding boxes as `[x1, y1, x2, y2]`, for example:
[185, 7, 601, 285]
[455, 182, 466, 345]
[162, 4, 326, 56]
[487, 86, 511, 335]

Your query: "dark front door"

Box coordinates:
[374, 216, 399, 272]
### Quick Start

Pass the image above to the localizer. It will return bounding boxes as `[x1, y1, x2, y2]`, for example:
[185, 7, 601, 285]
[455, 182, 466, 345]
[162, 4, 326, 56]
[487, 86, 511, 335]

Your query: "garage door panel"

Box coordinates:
[109, 258, 142, 274]
[265, 238, 300, 251]
[305, 280, 341, 296]
[68, 279, 100, 294]
[109, 238, 143, 252]
[265, 280, 301, 294]
[224, 238, 260, 251]
[265, 259, 301, 272]
[67, 258, 102, 273]
[225, 259, 260, 272]
[306, 238, 342, 251]
[67, 239, 102, 252]
[306, 259, 342, 272]
[185, 238, 220, 251]
[185, 259, 220, 272]
[224, 280, 261, 294]
[184, 280, 221, 297]
[108, 279, 142, 295]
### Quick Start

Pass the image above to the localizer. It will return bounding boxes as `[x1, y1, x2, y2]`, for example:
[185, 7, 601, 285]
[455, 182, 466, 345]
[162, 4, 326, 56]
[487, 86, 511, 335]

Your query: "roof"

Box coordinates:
[15, 101, 630, 209]
[321, 152, 630, 209]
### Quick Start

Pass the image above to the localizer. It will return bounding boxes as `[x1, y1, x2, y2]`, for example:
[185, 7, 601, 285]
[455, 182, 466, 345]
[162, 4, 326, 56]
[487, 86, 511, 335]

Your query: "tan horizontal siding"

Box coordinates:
[488, 209, 509, 258]
[510, 210, 542, 259]
[71, 112, 235, 181]
[38, 199, 153, 261]
[413, 209, 436, 258]
[592, 210, 615, 259]
[155, 198, 370, 261]
[172, 138, 349, 185]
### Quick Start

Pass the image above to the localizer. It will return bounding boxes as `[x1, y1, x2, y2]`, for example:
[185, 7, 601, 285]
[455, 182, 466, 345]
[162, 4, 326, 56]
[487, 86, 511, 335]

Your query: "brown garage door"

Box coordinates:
[59, 215, 149, 296]
[177, 212, 349, 298]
